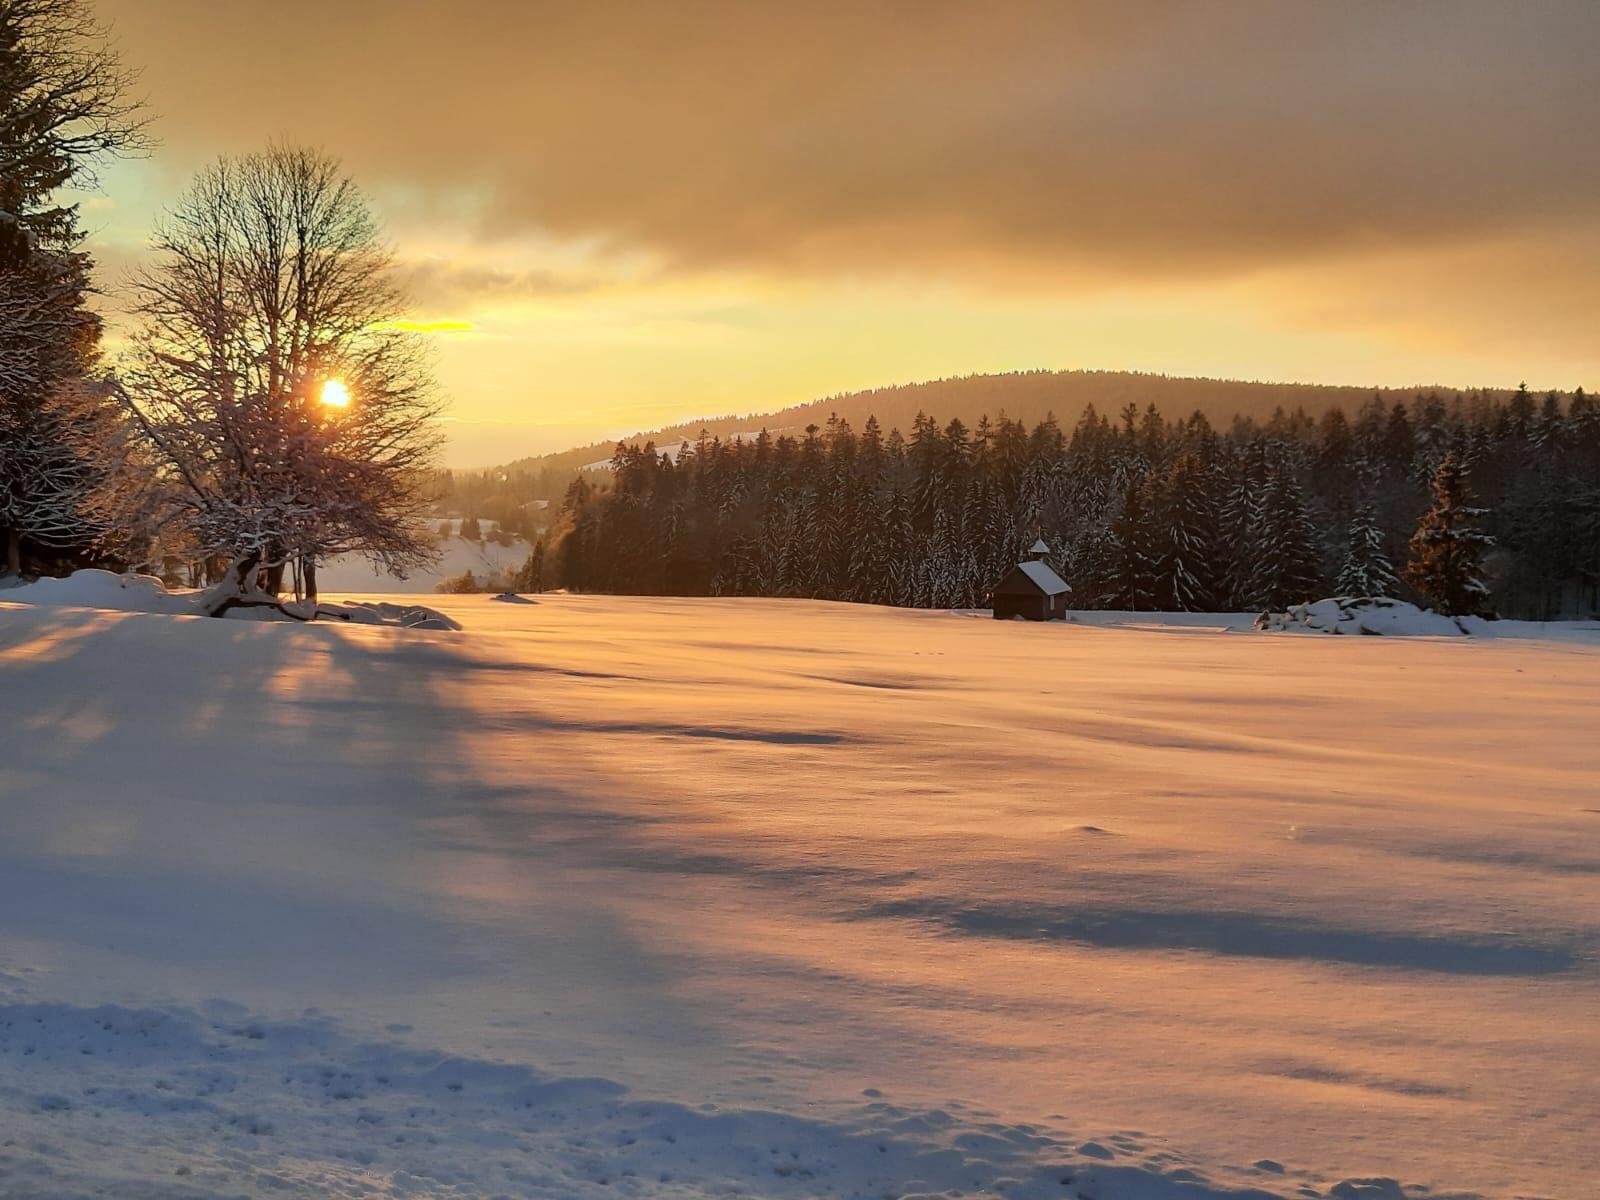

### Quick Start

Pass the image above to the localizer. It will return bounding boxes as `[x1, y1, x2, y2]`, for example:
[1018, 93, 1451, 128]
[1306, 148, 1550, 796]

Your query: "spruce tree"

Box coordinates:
[1217, 444, 1267, 608]
[0, 0, 144, 574]
[846, 497, 888, 604]
[1406, 453, 1494, 616]
[881, 485, 915, 605]
[1108, 476, 1159, 610]
[1335, 503, 1400, 598]
[513, 539, 545, 593]
[1246, 462, 1325, 610]
[1067, 524, 1117, 608]
[1158, 454, 1218, 611]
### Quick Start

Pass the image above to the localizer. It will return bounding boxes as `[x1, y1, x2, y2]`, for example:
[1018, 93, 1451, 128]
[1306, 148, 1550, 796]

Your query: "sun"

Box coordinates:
[319, 379, 351, 409]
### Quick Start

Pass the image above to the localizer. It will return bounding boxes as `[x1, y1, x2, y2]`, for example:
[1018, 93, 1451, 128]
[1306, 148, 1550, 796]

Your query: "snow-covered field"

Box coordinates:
[0, 593, 1596, 1199]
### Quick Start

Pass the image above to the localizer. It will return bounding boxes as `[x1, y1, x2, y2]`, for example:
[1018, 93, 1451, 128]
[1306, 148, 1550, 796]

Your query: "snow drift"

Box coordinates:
[1255, 596, 1472, 636]
[1, 568, 198, 615]
[0, 999, 1309, 1200]
[1, 569, 460, 629]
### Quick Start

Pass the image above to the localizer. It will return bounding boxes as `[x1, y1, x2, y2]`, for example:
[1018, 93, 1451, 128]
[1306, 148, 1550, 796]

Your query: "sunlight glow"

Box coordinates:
[375, 318, 478, 334]
[320, 379, 351, 409]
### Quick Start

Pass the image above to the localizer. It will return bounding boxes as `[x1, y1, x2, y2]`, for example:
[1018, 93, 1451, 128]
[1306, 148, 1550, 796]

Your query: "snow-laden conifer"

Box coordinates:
[0, 0, 145, 574]
[1406, 452, 1494, 616]
[1245, 460, 1324, 610]
[1335, 503, 1401, 598]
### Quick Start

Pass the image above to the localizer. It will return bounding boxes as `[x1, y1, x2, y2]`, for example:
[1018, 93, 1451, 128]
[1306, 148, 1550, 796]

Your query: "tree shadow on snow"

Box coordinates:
[859, 898, 1584, 976]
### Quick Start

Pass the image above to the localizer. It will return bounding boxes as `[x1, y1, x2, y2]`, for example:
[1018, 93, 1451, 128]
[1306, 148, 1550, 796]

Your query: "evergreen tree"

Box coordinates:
[1157, 454, 1218, 611]
[1217, 443, 1267, 608]
[1107, 476, 1158, 610]
[1335, 503, 1400, 597]
[1406, 453, 1494, 616]
[436, 569, 479, 594]
[1382, 403, 1415, 469]
[1245, 462, 1324, 609]
[0, 0, 145, 574]
[512, 539, 545, 593]
[882, 484, 915, 605]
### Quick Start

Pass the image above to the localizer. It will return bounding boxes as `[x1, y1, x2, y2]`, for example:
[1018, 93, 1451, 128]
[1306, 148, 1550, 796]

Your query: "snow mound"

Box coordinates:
[1255, 597, 1470, 637]
[331, 600, 463, 630]
[0, 568, 196, 615]
[491, 591, 538, 603]
[1, 570, 461, 630]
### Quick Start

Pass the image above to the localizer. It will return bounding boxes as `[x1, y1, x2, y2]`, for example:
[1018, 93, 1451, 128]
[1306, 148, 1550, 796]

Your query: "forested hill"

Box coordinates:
[492, 370, 1496, 481]
[544, 383, 1598, 621]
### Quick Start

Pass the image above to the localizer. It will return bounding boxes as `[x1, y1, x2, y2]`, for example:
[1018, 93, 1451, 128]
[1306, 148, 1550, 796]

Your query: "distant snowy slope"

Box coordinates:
[317, 532, 532, 593]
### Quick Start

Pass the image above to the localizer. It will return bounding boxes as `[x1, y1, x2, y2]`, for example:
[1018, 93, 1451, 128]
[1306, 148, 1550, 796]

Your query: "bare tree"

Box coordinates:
[0, 0, 147, 574]
[112, 145, 443, 617]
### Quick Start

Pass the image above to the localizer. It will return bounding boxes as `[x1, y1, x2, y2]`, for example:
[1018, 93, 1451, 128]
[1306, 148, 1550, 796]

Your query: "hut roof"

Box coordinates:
[1000, 559, 1069, 596]
[1028, 538, 1050, 555]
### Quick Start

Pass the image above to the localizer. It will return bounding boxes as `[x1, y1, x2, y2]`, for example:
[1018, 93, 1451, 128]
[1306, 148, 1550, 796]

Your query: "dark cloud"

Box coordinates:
[99, 0, 1600, 285]
[394, 260, 604, 311]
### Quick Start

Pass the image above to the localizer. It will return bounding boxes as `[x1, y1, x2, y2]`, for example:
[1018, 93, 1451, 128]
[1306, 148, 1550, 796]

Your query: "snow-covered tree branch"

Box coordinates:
[110, 144, 443, 616]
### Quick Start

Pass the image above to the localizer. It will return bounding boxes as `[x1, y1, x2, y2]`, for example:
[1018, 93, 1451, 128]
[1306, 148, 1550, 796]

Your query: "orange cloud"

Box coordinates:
[84, 1, 1600, 464]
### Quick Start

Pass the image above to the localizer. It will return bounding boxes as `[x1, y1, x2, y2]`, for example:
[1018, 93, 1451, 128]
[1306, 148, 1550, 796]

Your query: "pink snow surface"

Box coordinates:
[0, 593, 1595, 1198]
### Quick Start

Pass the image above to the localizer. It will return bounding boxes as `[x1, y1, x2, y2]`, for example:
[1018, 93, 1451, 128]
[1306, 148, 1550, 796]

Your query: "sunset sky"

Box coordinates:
[85, 1, 1599, 465]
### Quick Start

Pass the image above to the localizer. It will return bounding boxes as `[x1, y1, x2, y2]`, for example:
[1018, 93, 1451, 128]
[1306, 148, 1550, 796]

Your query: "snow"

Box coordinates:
[1, 569, 459, 628]
[1052, 605, 1600, 643]
[0, 567, 197, 615]
[1256, 597, 1470, 637]
[1063, 609, 1261, 633]
[1, 594, 1596, 1199]
[337, 600, 464, 630]
[1015, 559, 1069, 595]
[318, 532, 532, 594]
[1253, 597, 1600, 641]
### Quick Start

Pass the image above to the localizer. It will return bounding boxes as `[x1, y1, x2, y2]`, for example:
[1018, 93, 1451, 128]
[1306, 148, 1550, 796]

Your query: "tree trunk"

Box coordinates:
[199, 553, 260, 617]
[197, 552, 336, 621]
[3, 527, 19, 578]
[302, 555, 318, 605]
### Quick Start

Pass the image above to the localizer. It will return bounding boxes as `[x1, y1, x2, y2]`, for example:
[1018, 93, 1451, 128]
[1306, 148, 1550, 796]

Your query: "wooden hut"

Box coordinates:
[991, 539, 1068, 620]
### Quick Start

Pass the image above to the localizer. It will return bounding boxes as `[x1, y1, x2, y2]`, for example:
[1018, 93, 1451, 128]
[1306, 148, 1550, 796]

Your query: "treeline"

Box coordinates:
[446, 370, 1475, 516]
[539, 388, 1600, 619]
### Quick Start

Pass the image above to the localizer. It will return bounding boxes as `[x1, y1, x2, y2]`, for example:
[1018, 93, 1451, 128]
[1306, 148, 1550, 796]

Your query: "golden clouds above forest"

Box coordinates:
[92, 1, 1600, 460]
